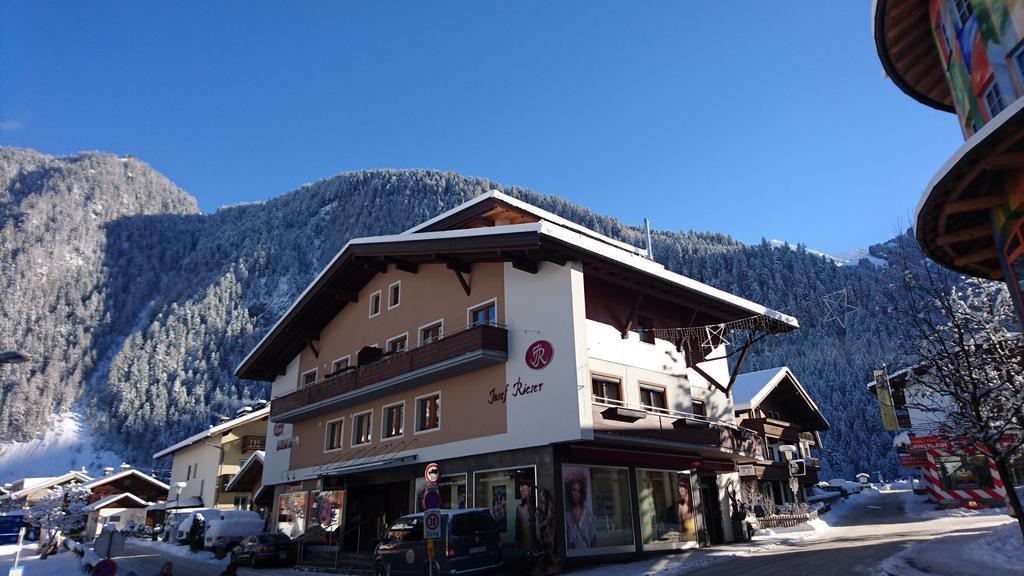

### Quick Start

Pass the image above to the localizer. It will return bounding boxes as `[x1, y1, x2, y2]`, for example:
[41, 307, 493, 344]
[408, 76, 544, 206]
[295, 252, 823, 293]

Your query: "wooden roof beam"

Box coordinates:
[935, 224, 993, 247]
[358, 258, 388, 273]
[953, 247, 998, 267]
[385, 257, 419, 274]
[941, 194, 1006, 216]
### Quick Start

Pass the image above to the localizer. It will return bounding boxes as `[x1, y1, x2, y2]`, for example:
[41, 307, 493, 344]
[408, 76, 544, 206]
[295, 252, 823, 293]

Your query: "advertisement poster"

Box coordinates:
[414, 475, 467, 512]
[276, 492, 307, 538]
[474, 468, 534, 547]
[636, 469, 697, 548]
[563, 465, 634, 555]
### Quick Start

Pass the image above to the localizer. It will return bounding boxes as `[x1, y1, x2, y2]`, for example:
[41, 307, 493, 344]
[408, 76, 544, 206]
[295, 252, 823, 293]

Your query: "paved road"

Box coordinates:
[106, 541, 306, 576]
[687, 489, 1009, 576]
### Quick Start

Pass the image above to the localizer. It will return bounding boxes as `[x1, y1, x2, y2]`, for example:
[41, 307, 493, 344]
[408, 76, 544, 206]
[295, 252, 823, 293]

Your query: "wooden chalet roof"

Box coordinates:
[236, 193, 798, 381]
[872, 0, 953, 112]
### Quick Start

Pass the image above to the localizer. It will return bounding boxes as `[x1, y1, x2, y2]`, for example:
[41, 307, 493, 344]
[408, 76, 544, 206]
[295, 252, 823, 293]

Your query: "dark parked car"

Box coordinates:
[374, 509, 502, 576]
[230, 533, 297, 568]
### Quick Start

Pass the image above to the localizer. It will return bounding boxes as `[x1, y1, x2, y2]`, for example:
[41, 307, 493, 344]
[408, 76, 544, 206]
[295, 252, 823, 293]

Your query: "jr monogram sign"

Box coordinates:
[525, 340, 553, 369]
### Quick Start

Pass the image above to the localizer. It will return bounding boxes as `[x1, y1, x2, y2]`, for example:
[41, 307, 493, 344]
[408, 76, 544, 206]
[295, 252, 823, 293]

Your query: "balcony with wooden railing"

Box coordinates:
[592, 400, 765, 461]
[270, 324, 508, 423]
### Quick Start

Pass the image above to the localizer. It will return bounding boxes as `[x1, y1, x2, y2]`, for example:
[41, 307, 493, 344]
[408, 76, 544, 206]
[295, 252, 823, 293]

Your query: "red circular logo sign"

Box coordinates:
[525, 340, 553, 370]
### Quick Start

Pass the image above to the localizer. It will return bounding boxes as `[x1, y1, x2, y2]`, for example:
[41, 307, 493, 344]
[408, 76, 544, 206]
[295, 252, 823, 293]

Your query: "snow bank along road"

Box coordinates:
[682, 489, 1013, 576]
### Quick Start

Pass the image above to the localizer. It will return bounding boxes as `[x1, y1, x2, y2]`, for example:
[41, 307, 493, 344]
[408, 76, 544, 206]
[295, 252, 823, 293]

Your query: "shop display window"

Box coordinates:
[562, 465, 634, 556]
[305, 490, 344, 546]
[636, 469, 698, 549]
[277, 491, 308, 538]
[415, 474, 467, 512]
[937, 455, 995, 490]
[473, 467, 536, 548]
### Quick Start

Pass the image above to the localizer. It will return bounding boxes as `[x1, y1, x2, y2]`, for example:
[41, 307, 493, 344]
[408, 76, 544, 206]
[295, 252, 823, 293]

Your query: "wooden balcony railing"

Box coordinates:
[592, 401, 765, 460]
[271, 324, 508, 420]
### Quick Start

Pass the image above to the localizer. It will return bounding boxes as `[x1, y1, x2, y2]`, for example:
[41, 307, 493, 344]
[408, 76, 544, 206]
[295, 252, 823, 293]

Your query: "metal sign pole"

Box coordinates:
[12, 527, 24, 567]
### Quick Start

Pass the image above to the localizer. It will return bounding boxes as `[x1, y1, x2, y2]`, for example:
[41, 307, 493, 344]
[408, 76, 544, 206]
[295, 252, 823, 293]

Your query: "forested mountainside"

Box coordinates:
[0, 147, 919, 478]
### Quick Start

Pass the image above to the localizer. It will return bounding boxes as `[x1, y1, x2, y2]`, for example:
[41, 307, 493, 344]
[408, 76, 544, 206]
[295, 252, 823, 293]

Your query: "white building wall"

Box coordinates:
[167, 442, 221, 508]
[263, 356, 300, 487]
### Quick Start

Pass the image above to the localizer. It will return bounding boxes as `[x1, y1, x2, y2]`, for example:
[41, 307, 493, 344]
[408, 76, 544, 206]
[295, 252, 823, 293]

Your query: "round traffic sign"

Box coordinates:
[424, 462, 441, 484]
[424, 488, 441, 509]
[425, 511, 441, 531]
[93, 558, 118, 576]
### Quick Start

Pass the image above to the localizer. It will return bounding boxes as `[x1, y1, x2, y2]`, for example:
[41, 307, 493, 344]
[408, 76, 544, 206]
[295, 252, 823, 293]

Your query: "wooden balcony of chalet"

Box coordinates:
[740, 417, 816, 445]
[592, 401, 765, 461]
[270, 324, 508, 423]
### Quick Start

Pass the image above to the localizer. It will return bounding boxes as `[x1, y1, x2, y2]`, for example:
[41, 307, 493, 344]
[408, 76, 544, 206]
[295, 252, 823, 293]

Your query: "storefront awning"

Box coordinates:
[316, 455, 417, 478]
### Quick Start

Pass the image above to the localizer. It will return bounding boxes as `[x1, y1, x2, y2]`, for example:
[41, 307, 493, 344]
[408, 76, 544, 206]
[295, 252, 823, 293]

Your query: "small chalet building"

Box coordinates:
[152, 406, 269, 513]
[79, 464, 169, 537]
[237, 192, 800, 568]
[731, 368, 828, 505]
[0, 470, 92, 510]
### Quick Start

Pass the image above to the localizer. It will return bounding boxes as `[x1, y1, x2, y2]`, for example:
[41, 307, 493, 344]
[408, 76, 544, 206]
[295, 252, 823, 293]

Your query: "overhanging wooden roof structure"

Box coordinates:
[236, 193, 798, 381]
[872, 0, 953, 112]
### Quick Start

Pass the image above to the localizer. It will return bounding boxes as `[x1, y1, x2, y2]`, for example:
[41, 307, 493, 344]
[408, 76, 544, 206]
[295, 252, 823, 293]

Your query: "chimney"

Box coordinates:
[103, 467, 114, 477]
[119, 463, 131, 472]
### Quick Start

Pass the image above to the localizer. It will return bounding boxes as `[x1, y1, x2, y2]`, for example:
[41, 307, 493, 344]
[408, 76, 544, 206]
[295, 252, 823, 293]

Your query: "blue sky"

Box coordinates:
[1, 1, 963, 253]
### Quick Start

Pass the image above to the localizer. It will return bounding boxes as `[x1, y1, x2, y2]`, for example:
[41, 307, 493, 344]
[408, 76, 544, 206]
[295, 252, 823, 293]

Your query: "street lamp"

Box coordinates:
[0, 351, 30, 364]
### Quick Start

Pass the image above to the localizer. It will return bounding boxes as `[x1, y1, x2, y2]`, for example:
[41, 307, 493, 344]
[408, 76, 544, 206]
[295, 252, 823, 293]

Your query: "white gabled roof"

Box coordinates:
[224, 450, 264, 493]
[731, 367, 826, 427]
[84, 492, 151, 512]
[83, 469, 169, 492]
[404, 190, 649, 257]
[6, 471, 92, 500]
[153, 407, 269, 460]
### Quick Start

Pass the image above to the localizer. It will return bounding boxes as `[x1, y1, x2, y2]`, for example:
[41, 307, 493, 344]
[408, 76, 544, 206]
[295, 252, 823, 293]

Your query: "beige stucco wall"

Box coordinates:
[297, 262, 505, 382]
[288, 364, 508, 470]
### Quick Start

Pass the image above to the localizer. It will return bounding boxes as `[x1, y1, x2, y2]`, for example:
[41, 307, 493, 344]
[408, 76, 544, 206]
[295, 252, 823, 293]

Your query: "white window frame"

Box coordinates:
[983, 81, 1005, 120]
[417, 319, 445, 346]
[300, 368, 318, 388]
[324, 417, 345, 453]
[381, 400, 405, 441]
[414, 391, 442, 435]
[466, 297, 498, 328]
[351, 410, 374, 447]
[387, 281, 401, 310]
[369, 290, 382, 318]
[386, 332, 409, 354]
[331, 355, 351, 374]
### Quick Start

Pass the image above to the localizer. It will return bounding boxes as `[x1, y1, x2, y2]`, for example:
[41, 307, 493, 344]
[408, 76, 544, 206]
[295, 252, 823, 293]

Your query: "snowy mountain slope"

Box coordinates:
[768, 239, 888, 268]
[0, 412, 124, 484]
[0, 147, 923, 479]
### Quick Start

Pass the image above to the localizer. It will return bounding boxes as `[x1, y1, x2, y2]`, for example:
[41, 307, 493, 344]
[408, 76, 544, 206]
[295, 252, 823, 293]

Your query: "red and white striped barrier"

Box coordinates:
[922, 447, 1006, 506]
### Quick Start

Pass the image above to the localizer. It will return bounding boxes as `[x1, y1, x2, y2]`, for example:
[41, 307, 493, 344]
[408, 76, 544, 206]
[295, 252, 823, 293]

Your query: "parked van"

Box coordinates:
[204, 509, 265, 554]
[374, 509, 502, 576]
[175, 509, 220, 544]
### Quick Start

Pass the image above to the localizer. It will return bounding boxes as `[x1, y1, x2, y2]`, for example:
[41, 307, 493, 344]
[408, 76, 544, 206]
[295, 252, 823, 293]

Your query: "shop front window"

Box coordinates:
[562, 465, 634, 556]
[636, 469, 697, 549]
[277, 491, 307, 538]
[473, 467, 536, 548]
[415, 475, 467, 512]
[938, 455, 995, 490]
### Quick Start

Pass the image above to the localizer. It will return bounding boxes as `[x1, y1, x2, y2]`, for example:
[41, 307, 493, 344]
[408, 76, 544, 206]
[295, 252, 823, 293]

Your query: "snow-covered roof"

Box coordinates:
[82, 468, 169, 492]
[152, 407, 269, 459]
[224, 450, 263, 493]
[6, 471, 92, 500]
[731, 367, 829, 429]
[404, 190, 649, 257]
[237, 193, 798, 380]
[84, 492, 151, 512]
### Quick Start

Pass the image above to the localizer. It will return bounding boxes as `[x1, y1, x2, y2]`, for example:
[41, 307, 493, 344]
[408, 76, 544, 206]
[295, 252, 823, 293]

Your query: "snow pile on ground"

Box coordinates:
[878, 520, 1021, 575]
[0, 542, 81, 576]
[0, 412, 123, 483]
[132, 538, 225, 565]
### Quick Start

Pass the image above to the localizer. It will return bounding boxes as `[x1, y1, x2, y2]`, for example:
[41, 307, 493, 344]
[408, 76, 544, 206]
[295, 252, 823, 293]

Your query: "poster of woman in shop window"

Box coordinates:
[562, 466, 596, 549]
